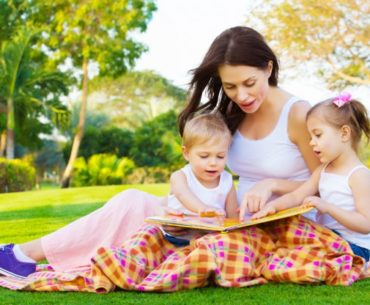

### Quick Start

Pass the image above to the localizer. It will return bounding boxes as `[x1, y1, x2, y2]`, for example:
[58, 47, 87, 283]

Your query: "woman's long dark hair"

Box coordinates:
[178, 26, 280, 135]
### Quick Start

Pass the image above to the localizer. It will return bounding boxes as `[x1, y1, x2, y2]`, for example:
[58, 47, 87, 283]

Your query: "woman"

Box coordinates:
[178, 26, 319, 219]
[0, 26, 319, 278]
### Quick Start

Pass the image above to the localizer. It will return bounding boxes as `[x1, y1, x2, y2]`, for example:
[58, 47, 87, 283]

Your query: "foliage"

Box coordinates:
[129, 110, 184, 169]
[0, 0, 27, 46]
[70, 154, 135, 187]
[0, 26, 71, 158]
[0, 157, 36, 192]
[124, 166, 172, 184]
[68, 103, 111, 135]
[359, 138, 370, 167]
[247, 0, 370, 89]
[29, 0, 157, 186]
[34, 140, 66, 181]
[34, 0, 157, 77]
[88, 70, 187, 129]
[63, 126, 134, 161]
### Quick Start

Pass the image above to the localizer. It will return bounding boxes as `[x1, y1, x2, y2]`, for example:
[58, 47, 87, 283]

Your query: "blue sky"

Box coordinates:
[134, 0, 369, 108]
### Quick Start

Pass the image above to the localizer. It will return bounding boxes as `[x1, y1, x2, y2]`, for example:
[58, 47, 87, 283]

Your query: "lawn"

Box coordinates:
[0, 185, 369, 305]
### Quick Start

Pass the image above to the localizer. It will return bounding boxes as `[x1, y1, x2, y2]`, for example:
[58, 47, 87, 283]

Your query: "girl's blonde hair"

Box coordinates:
[182, 112, 232, 149]
[307, 97, 370, 151]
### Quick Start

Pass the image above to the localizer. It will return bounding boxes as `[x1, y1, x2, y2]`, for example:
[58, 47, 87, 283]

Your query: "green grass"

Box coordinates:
[0, 185, 369, 305]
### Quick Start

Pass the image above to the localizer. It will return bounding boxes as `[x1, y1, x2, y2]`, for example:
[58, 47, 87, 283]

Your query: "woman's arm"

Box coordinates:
[225, 185, 238, 218]
[307, 168, 370, 234]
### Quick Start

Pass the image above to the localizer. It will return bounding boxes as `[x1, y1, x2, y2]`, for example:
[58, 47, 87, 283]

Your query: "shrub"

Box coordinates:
[71, 154, 135, 187]
[124, 166, 171, 184]
[0, 158, 36, 193]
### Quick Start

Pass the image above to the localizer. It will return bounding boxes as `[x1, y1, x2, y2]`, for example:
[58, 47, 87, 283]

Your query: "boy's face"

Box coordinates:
[183, 138, 230, 187]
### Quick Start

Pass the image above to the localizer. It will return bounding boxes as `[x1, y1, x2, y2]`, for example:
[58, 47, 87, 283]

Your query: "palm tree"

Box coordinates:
[0, 27, 69, 159]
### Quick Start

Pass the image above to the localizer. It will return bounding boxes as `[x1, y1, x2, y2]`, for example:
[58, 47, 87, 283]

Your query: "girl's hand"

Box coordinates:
[251, 204, 277, 220]
[303, 196, 327, 213]
[239, 179, 274, 219]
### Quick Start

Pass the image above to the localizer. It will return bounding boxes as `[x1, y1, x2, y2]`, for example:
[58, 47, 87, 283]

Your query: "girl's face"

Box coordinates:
[183, 137, 230, 188]
[306, 115, 348, 164]
[218, 64, 272, 114]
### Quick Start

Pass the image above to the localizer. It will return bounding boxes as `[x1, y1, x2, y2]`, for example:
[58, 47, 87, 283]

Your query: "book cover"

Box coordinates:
[145, 205, 314, 232]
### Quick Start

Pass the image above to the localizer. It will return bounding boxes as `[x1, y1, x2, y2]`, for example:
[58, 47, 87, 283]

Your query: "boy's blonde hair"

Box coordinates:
[182, 112, 232, 148]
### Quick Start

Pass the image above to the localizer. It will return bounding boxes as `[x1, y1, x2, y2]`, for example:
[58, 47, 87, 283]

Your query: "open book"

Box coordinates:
[145, 205, 313, 232]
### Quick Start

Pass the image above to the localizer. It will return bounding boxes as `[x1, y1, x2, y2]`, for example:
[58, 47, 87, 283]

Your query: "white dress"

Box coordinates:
[168, 164, 233, 214]
[227, 96, 316, 220]
[317, 165, 370, 250]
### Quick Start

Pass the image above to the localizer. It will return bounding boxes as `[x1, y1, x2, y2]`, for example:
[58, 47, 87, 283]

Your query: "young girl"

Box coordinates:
[0, 112, 238, 277]
[252, 93, 370, 261]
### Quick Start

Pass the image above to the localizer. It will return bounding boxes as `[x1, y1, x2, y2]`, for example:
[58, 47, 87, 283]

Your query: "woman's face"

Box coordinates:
[218, 64, 272, 114]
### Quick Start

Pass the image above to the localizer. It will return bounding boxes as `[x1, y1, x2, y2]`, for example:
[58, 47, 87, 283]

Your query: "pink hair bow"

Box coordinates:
[332, 92, 352, 108]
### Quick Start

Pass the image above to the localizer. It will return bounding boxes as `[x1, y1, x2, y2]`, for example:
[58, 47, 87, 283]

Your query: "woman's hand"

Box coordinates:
[239, 179, 275, 220]
[251, 204, 277, 220]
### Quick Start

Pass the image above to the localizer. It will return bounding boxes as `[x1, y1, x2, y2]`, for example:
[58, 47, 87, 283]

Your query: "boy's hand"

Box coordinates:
[199, 208, 225, 217]
[163, 207, 184, 216]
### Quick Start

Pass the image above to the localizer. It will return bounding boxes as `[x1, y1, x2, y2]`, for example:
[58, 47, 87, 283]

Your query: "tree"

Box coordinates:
[129, 110, 184, 169]
[34, 0, 157, 187]
[0, 27, 70, 159]
[88, 70, 187, 129]
[63, 126, 134, 162]
[247, 0, 369, 88]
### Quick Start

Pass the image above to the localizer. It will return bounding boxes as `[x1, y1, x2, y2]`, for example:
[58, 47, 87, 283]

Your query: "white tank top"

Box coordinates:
[227, 97, 310, 202]
[168, 164, 233, 214]
[317, 165, 370, 250]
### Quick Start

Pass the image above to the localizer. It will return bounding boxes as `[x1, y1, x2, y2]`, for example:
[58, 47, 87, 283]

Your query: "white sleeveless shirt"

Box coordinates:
[168, 164, 233, 215]
[317, 165, 370, 250]
[227, 97, 311, 202]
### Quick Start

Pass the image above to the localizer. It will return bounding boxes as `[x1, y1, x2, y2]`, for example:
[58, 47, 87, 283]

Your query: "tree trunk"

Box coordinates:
[6, 97, 15, 159]
[60, 58, 89, 188]
[0, 131, 6, 157]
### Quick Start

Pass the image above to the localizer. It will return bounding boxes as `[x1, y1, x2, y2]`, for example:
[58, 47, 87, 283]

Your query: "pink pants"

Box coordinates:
[41, 189, 161, 272]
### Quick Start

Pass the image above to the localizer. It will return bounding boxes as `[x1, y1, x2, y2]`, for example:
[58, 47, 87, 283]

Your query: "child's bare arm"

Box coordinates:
[170, 170, 210, 213]
[250, 166, 322, 219]
[225, 185, 238, 218]
[310, 168, 370, 234]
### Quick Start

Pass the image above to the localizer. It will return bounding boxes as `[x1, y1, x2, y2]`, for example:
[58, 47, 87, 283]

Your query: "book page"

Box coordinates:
[145, 205, 314, 232]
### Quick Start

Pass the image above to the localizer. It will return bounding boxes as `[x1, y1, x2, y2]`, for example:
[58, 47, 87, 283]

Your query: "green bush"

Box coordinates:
[71, 154, 135, 187]
[129, 110, 183, 169]
[0, 158, 36, 193]
[124, 166, 171, 184]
